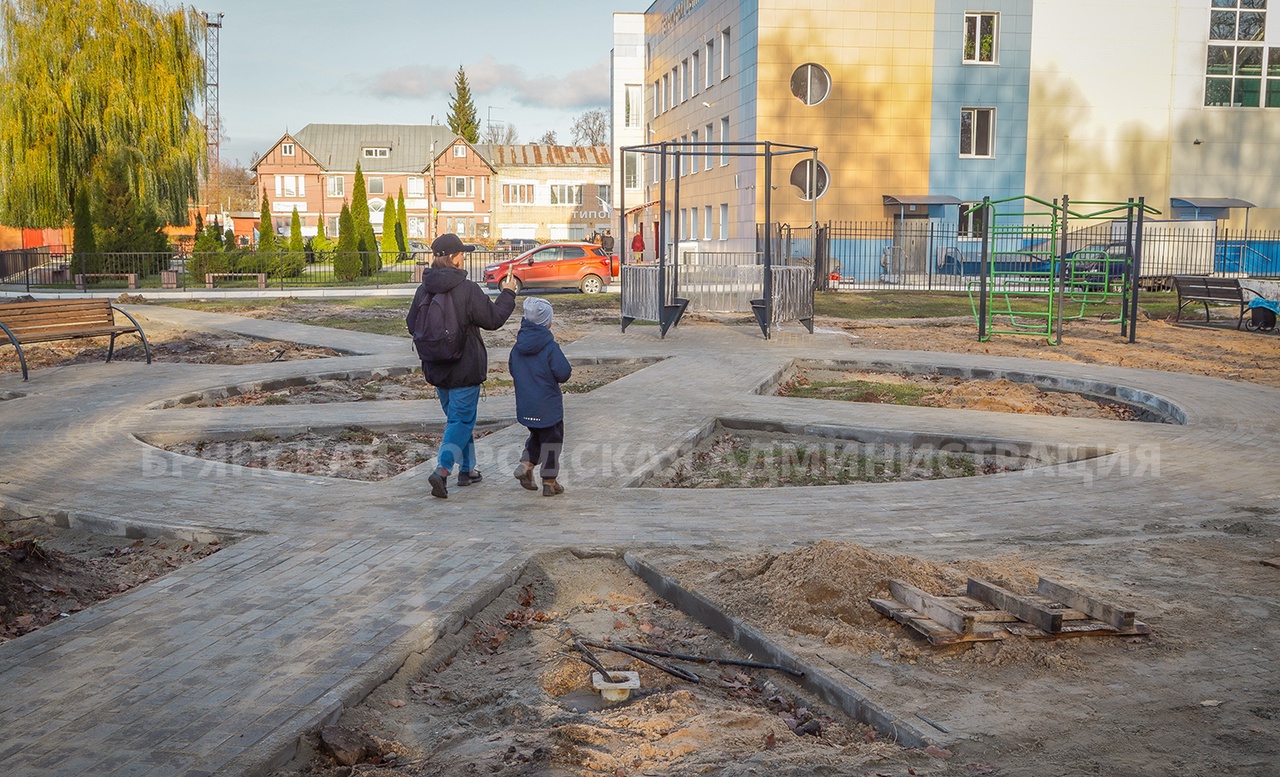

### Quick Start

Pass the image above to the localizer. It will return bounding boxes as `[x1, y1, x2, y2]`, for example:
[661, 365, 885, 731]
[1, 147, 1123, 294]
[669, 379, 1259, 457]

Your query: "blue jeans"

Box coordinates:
[436, 384, 481, 474]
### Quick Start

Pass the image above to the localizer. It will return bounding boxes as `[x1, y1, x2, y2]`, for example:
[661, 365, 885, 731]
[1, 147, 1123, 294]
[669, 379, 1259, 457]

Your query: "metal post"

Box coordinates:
[1055, 195, 1069, 346]
[1130, 197, 1145, 344]
[672, 146, 681, 299]
[657, 143, 667, 337]
[1120, 198, 1135, 339]
[762, 141, 773, 339]
[978, 196, 990, 340]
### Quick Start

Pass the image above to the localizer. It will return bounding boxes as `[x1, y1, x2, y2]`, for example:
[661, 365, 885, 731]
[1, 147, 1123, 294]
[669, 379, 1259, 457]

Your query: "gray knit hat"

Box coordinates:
[523, 297, 553, 327]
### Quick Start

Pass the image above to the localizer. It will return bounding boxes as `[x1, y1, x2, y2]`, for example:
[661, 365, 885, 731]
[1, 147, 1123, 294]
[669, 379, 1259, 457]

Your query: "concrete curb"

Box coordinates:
[624, 551, 937, 750]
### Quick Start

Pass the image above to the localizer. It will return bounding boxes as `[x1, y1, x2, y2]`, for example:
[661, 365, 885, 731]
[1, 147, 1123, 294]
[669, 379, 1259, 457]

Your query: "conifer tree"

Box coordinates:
[256, 193, 276, 252]
[380, 195, 400, 260]
[395, 189, 408, 260]
[289, 208, 304, 254]
[447, 66, 480, 143]
[334, 203, 360, 281]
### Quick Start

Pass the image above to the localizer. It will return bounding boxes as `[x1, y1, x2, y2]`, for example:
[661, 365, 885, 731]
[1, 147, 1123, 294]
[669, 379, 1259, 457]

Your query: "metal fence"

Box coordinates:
[823, 221, 1280, 291]
[0, 249, 499, 293]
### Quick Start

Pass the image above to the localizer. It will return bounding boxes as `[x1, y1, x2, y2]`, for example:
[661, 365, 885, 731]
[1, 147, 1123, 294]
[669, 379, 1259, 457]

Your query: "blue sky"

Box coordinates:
[204, 1, 651, 165]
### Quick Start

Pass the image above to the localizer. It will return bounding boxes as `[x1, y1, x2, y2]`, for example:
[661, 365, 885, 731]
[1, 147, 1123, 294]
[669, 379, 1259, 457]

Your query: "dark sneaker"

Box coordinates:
[458, 470, 483, 487]
[542, 479, 564, 497]
[428, 470, 448, 499]
[514, 463, 537, 491]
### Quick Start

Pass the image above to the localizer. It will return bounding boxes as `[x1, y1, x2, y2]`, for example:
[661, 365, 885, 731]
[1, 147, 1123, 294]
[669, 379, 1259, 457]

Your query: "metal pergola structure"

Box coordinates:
[617, 141, 819, 339]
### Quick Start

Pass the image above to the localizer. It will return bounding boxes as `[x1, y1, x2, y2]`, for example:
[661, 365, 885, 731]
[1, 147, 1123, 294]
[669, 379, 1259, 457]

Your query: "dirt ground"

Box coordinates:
[0, 513, 224, 644]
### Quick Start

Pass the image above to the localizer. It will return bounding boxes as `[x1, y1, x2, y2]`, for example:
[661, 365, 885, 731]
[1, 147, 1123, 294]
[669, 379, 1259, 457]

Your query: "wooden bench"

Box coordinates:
[75, 273, 139, 290]
[0, 298, 151, 380]
[1172, 275, 1253, 329]
[206, 272, 267, 289]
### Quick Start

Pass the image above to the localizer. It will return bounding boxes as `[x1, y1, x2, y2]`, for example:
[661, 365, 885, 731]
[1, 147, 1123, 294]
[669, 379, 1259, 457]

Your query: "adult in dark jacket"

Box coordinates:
[407, 233, 517, 499]
[509, 297, 572, 496]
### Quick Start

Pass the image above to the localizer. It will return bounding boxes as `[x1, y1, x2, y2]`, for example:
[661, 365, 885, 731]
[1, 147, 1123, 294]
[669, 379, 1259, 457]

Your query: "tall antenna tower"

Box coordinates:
[202, 11, 224, 220]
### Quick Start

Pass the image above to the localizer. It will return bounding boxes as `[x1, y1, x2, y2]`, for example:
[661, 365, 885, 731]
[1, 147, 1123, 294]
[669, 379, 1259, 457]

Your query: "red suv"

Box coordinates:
[484, 242, 618, 294]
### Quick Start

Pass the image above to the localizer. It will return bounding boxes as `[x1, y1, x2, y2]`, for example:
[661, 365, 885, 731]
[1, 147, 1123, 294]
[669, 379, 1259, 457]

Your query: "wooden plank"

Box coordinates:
[966, 577, 1063, 633]
[888, 580, 975, 636]
[1036, 577, 1134, 631]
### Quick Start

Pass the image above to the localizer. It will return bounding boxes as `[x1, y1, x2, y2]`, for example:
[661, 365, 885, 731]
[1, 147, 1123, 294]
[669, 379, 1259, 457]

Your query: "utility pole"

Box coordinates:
[202, 11, 224, 226]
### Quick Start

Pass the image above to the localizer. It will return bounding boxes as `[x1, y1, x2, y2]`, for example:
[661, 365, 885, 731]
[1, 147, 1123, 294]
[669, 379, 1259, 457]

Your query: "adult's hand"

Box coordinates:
[499, 275, 518, 293]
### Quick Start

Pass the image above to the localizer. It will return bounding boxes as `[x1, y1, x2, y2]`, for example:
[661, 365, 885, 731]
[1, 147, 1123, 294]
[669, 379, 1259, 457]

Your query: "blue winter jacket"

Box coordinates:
[508, 320, 572, 428]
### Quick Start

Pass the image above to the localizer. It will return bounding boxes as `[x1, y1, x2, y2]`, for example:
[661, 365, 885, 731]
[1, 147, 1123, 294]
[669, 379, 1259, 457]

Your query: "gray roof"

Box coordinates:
[477, 145, 610, 167]
[1171, 197, 1256, 209]
[292, 124, 459, 173]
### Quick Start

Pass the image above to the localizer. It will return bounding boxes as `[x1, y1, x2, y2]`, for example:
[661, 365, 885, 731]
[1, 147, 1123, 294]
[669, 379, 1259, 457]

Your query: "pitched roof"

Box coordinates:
[292, 124, 459, 173]
[477, 145, 611, 167]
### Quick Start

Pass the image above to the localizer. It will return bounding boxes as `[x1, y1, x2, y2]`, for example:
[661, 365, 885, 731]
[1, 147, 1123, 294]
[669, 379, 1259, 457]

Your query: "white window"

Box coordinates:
[680, 134, 688, 176]
[363, 147, 389, 158]
[368, 177, 384, 195]
[691, 52, 700, 96]
[680, 60, 688, 103]
[690, 130, 699, 173]
[720, 117, 730, 165]
[453, 145, 466, 158]
[598, 184, 612, 204]
[653, 81, 660, 118]
[327, 216, 340, 236]
[550, 184, 583, 205]
[326, 176, 343, 198]
[720, 28, 731, 79]
[659, 76, 667, 114]
[705, 40, 714, 88]
[705, 123, 714, 170]
[503, 183, 534, 204]
[446, 176, 474, 198]
[964, 12, 999, 64]
[624, 151, 639, 189]
[1205, 1, 1270, 107]
[407, 177, 425, 198]
[281, 142, 295, 157]
[960, 107, 995, 158]
[407, 216, 426, 238]
[625, 84, 643, 128]
[720, 203, 729, 240]
[704, 205, 712, 240]
[275, 175, 304, 198]
[690, 207, 699, 240]
[662, 73, 671, 112]
[959, 202, 987, 239]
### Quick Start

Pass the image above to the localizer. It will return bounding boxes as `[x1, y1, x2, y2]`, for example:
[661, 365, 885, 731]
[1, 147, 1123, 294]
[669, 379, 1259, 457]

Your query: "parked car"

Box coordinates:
[484, 242, 619, 294]
[494, 238, 540, 257]
[407, 240, 431, 260]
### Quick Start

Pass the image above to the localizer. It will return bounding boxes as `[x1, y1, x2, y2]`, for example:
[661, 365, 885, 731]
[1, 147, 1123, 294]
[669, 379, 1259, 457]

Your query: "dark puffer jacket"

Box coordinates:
[407, 267, 516, 388]
[508, 320, 572, 428]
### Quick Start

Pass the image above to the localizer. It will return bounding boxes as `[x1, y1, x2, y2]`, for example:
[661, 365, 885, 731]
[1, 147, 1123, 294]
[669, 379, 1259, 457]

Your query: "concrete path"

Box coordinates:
[1, 305, 1278, 776]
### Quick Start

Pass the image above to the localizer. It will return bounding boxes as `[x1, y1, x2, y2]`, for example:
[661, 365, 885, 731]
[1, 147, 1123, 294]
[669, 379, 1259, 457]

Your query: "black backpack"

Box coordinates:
[411, 290, 465, 361]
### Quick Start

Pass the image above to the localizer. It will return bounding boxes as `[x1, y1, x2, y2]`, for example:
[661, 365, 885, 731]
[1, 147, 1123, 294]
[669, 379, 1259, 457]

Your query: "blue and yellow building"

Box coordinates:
[614, 0, 1280, 259]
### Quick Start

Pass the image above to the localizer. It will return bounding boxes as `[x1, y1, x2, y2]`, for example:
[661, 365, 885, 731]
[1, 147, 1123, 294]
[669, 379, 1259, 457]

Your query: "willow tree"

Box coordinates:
[0, 0, 206, 228]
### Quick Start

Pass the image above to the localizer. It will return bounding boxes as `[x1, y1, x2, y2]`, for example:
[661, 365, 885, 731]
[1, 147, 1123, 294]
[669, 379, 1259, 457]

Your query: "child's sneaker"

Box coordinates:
[514, 462, 537, 491]
[541, 478, 564, 497]
[428, 470, 448, 499]
[457, 470, 483, 486]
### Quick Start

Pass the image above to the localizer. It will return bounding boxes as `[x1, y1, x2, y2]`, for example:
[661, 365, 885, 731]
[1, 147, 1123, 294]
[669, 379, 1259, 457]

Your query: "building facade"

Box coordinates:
[481, 145, 613, 242]
[252, 125, 609, 245]
[614, 0, 1280, 257]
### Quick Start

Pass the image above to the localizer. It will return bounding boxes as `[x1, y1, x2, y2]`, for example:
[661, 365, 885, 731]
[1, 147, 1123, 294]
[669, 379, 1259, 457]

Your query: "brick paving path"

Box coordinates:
[1, 305, 1278, 775]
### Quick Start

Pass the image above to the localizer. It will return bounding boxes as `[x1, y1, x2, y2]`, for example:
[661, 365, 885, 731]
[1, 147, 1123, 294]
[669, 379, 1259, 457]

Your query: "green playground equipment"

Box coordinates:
[966, 195, 1161, 345]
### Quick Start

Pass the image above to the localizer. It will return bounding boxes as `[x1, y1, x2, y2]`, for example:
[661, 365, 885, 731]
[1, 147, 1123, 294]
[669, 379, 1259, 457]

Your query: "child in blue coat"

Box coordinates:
[509, 297, 572, 496]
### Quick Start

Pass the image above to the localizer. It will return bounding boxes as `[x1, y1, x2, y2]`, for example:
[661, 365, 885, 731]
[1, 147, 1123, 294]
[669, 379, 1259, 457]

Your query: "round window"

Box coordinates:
[790, 160, 830, 201]
[790, 63, 831, 106]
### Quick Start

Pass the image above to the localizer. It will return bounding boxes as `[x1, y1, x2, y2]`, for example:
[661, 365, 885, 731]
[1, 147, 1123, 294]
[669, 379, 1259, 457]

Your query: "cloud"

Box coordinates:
[366, 56, 610, 111]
